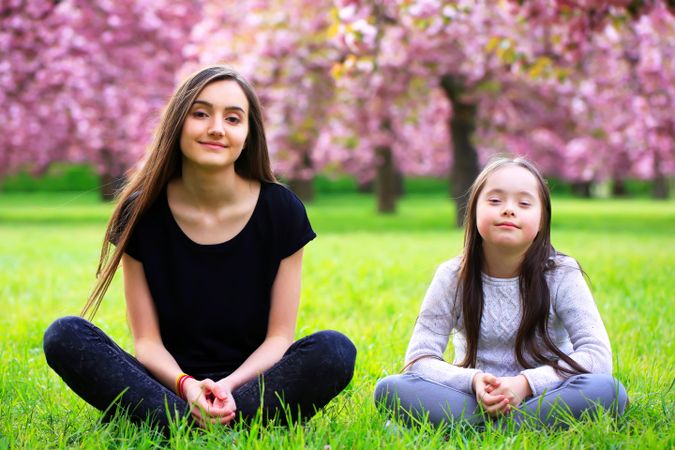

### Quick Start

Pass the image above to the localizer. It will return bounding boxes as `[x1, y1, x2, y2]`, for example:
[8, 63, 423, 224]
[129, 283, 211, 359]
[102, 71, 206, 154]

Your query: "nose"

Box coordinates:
[208, 117, 225, 137]
[501, 202, 515, 216]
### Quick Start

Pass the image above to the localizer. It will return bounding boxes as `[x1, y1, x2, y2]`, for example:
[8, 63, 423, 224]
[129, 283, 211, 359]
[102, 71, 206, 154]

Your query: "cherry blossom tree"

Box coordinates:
[331, 1, 525, 217]
[1, 0, 71, 176]
[1, 0, 202, 199]
[325, 1, 461, 212]
[3, 0, 670, 206]
[478, 1, 674, 198]
[333, 0, 671, 218]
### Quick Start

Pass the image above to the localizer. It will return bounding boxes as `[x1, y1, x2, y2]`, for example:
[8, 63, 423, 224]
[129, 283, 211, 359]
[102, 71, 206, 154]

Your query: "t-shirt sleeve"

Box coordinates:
[109, 192, 143, 261]
[274, 186, 316, 260]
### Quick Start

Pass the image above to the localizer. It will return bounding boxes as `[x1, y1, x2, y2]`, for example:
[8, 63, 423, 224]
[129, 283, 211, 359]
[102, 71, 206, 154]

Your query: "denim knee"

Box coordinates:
[43, 316, 90, 364]
[302, 330, 356, 387]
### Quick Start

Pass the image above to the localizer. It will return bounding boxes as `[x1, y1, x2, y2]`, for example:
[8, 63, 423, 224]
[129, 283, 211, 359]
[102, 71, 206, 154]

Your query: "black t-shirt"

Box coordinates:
[120, 182, 315, 375]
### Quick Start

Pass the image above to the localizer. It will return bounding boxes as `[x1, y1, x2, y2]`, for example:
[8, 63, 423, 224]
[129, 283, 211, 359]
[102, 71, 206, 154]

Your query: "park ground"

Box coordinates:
[0, 191, 673, 448]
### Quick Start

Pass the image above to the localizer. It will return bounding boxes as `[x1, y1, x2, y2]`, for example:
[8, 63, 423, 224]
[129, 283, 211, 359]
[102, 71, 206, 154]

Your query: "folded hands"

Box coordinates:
[183, 378, 237, 427]
[472, 372, 533, 416]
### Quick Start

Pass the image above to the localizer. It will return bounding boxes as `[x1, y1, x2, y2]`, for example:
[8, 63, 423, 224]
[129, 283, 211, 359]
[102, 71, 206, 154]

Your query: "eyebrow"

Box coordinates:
[192, 100, 245, 113]
[484, 188, 536, 197]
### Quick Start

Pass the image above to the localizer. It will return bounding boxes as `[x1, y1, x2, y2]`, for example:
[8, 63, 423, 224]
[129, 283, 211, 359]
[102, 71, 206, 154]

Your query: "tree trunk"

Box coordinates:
[288, 150, 315, 202]
[288, 178, 315, 202]
[652, 152, 669, 199]
[99, 147, 127, 201]
[652, 175, 669, 199]
[571, 181, 592, 198]
[357, 179, 374, 193]
[612, 178, 628, 197]
[440, 75, 480, 227]
[355, 175, 402, 196]
[376, 146, 396, 213]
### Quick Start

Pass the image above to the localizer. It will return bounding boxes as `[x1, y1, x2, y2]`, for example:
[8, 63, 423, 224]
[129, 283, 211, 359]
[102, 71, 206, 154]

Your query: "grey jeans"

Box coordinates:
[374, 372, 628, 428]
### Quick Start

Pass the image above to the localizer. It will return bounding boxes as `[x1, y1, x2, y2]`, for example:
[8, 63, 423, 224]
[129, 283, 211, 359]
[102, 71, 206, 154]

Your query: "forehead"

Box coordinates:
[194, 79, 249, 111]
[482, 164, 540, 195]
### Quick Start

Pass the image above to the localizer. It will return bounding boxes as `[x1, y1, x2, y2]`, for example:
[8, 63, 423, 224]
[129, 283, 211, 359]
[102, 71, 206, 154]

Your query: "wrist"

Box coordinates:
[176, 373, 194, 400]
[175, 372, 188, 395]
[518, 374, 533, 398]
[218, 375, 239, 391]
[471, 372, 482, 393]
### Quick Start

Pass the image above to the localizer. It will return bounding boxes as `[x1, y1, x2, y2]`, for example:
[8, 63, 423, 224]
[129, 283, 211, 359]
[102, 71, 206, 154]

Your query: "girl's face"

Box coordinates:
[475, 164, 543, 253]
[179, 79, 250, 170]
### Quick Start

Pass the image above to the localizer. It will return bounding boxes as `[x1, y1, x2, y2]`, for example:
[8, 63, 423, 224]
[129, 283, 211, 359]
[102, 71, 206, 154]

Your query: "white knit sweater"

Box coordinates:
[405, 254, 613, 396]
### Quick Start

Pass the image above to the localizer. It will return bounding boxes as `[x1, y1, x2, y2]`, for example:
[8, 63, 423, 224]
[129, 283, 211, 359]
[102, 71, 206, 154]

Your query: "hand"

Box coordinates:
[485, 375, 533, 413]
[212, 379, 237, 423]
[472, 372, 509, 416]
[183, 378, 235, 427]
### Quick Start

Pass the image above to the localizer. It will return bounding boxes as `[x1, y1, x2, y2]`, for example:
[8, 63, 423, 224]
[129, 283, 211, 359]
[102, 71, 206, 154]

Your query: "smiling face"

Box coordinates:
[179, 79, 250, 171]
[475, 164, 543, 253]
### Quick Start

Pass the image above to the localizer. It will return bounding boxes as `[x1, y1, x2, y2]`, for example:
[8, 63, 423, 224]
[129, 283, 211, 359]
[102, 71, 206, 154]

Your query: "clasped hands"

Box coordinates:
[182, 378, 237, 427]
[472, 373, 533, 416]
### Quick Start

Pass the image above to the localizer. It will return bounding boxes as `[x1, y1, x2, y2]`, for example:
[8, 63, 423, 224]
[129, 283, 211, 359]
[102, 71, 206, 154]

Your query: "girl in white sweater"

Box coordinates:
[375, 156, 627, 428]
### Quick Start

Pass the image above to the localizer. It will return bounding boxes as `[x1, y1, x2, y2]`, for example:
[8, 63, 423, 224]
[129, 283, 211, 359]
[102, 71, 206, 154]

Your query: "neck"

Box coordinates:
[180, 160, 245, 208]
[481, 242, 527, 278]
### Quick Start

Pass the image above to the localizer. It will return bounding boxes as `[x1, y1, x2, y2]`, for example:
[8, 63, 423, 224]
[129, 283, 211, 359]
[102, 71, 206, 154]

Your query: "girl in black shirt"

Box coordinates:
[43, 65, 356, 432]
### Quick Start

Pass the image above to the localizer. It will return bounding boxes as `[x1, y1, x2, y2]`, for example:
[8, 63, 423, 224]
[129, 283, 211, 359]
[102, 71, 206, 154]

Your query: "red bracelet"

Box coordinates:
[175, 372, 188, 395]
[178, 374, 194, 400]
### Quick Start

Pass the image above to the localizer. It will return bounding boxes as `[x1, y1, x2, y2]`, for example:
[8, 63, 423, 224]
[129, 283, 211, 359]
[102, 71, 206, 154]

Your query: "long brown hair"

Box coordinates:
[82, 65, 277, 319]
[457, 155, 587, 375]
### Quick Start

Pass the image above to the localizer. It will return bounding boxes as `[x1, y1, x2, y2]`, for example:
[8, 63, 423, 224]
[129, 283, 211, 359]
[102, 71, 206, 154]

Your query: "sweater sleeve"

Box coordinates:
[520, 260, 613, 395]
[405, 260, 481, 394]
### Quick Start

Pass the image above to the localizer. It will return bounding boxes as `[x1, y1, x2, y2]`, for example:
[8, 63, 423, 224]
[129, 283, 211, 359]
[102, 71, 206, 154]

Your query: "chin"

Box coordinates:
[189, 156, 236, 168]
[491, 240, 527, 249]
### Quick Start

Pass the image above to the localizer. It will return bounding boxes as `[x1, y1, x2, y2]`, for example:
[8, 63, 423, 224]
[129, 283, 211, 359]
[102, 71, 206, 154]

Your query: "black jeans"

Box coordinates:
[43, 316, 356, 432]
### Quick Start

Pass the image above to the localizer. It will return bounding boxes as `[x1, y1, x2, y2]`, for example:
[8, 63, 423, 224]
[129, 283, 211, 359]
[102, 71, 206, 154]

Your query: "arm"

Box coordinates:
[520, 262, 613, 396]
[215, 248, 304, 393]
[123, 254, 183, 388]
[404, 261, 482, 394]
[123, 254, 232, 424]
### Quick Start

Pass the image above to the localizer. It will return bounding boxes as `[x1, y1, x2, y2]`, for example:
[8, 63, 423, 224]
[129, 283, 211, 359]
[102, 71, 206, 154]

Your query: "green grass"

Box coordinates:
[1, 192, 674, 448]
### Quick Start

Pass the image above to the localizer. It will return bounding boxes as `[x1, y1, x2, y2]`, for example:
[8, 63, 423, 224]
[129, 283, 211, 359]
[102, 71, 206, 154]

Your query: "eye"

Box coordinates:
[519, 201, 531, 207]
[225, 115, 241, 124]
[487, 198, 500, 204]
[191, 110, 208, 119]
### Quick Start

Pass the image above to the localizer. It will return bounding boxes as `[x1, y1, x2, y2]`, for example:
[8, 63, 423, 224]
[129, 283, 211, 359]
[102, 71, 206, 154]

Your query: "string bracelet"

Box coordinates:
[178, 374, 194, 400]
[175, 373, 190, 397]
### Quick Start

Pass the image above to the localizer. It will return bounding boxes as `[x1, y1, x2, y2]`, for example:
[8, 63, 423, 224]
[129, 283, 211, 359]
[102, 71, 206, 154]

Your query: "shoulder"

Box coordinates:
[261, 182, 303, 204]
[430, 255, 462, 288]
[112, 191, 141, 233]
[437, 256, 462, 277]
[547, 253, 583, 280]
[259, 182, 308, 216]
[115, 189, 166, 232]
[121, 190, 166, 223]
[546, 253, 592, 306]
[119, 190, 141, 213]
[419, 256, 462, 313]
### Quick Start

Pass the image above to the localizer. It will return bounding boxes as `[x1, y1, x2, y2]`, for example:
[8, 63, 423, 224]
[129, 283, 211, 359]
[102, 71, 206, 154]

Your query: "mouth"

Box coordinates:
[199, 141, 228, 150]
[496, 222, 519, 229]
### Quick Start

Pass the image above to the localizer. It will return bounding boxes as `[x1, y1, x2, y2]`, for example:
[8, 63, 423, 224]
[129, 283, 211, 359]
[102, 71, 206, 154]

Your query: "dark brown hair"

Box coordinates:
[81, 65, 276, 319]
[457, 155, 586, 375]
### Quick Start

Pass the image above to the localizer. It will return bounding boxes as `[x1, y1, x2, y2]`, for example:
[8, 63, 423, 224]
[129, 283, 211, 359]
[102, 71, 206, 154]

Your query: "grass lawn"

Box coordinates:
[0, 191, 674, 448]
